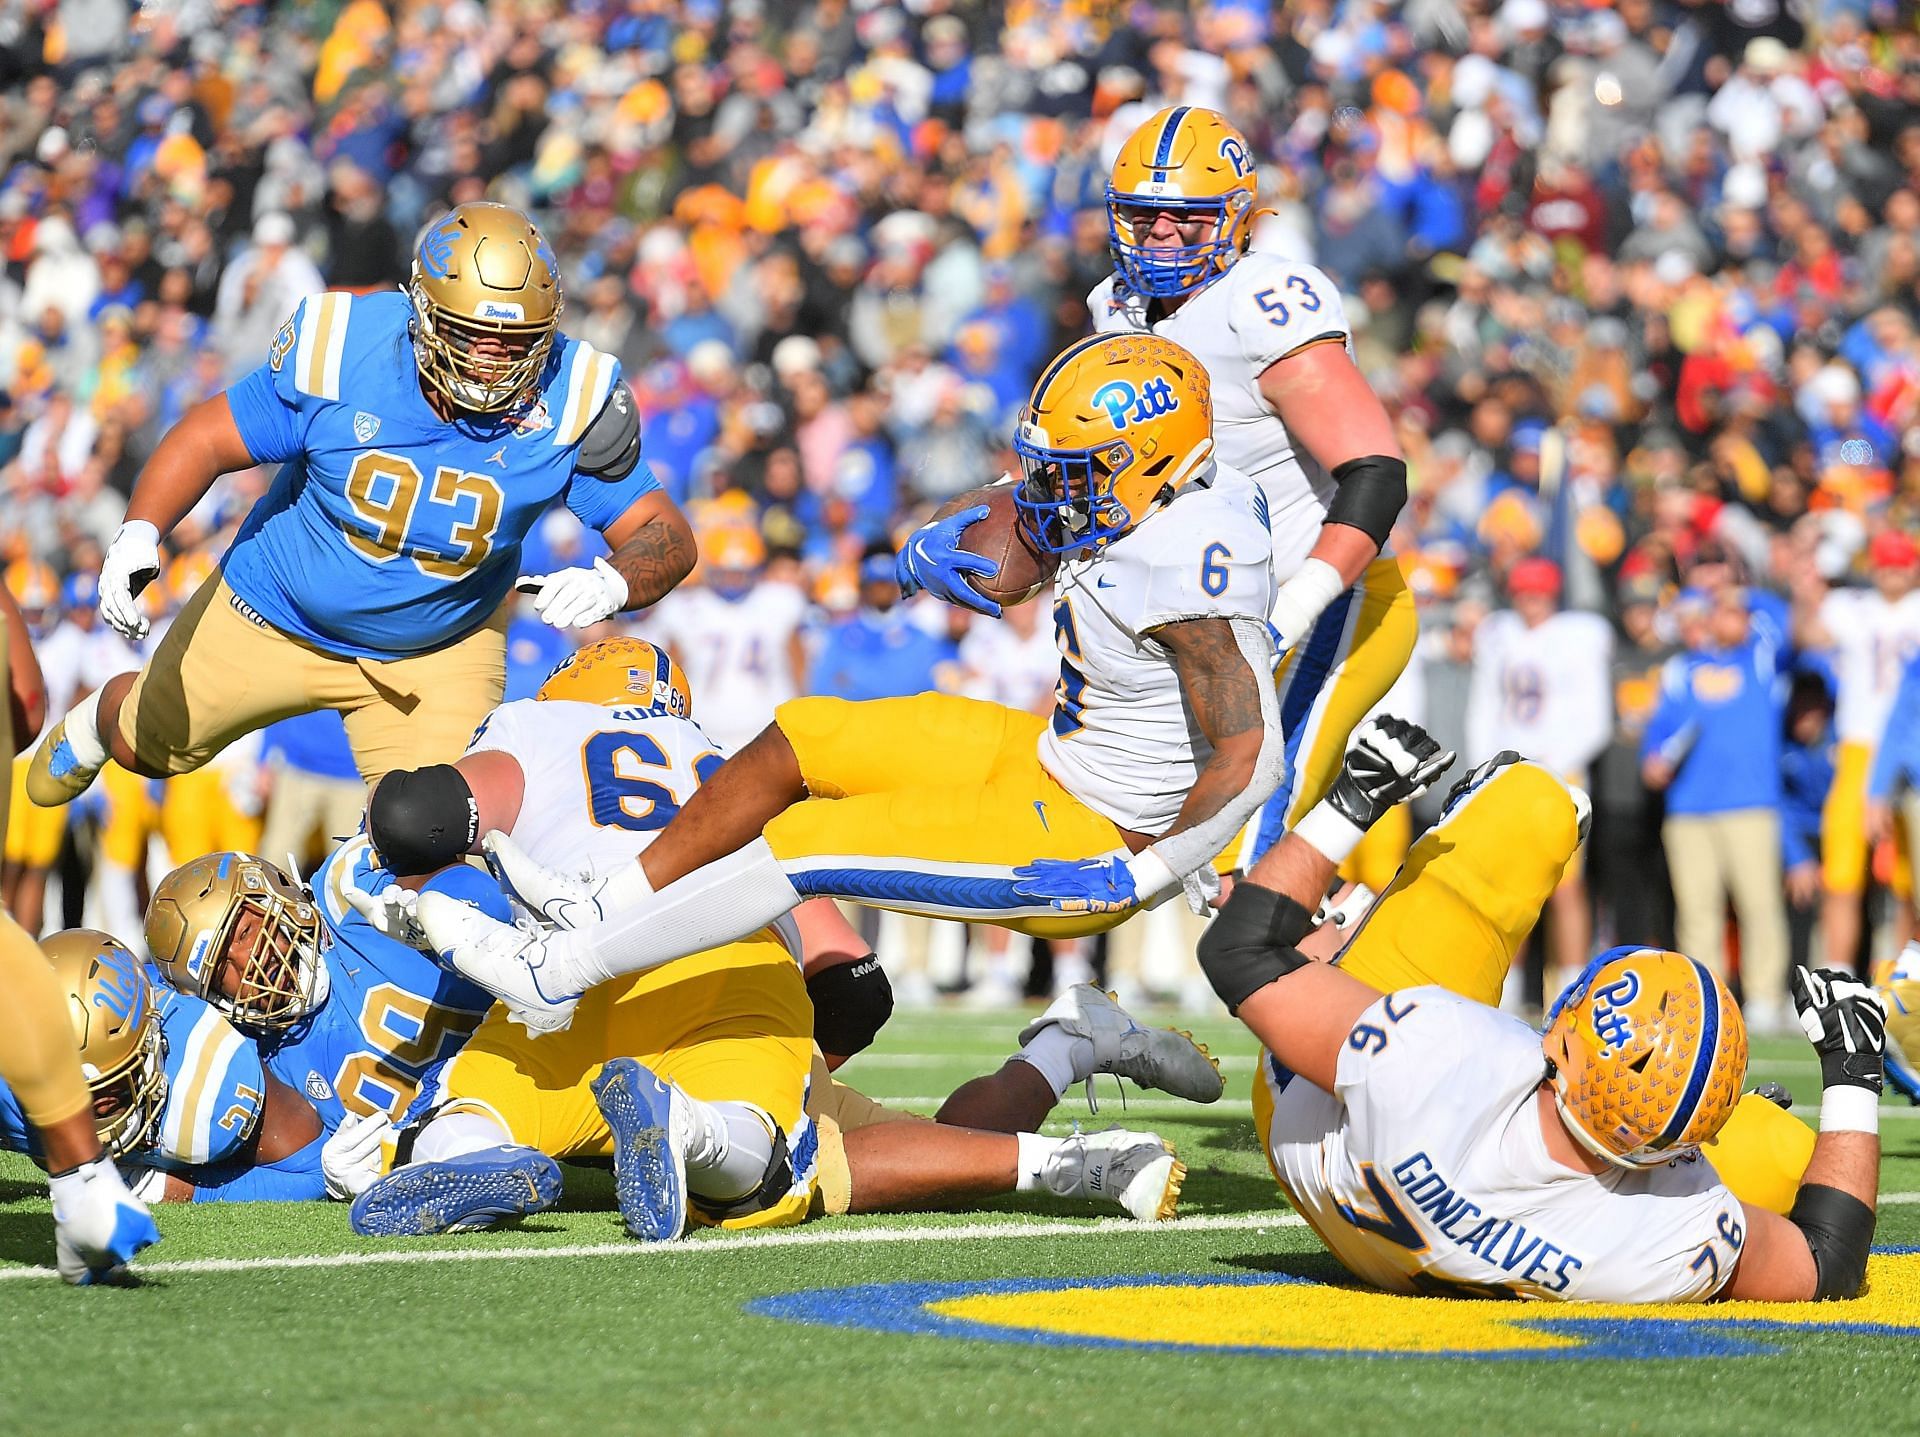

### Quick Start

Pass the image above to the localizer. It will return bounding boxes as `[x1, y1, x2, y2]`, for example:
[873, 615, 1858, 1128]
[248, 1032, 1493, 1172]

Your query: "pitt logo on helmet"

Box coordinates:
[1107, 106, 1260, 299]
[1543, 947, 1748, 1169]
[1014, 333, 1214, 555]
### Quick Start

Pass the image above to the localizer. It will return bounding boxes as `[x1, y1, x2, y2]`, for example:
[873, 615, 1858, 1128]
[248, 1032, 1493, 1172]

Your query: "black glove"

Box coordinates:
[1324, 716, 1455, 833]
[1793, 967, 1887, 1094]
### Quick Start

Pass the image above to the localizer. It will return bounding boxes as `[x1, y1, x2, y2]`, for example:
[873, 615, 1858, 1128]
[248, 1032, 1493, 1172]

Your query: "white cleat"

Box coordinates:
[481, 830, 614, 930]
[415, 890, 582, 1036]
[1044, 1128, 1184, 1222]
[1020, 984, 1224, 1103]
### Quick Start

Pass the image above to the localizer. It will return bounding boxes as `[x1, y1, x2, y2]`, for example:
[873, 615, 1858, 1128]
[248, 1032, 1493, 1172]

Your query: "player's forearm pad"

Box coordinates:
[808, 955, 893, 1058]
[1788, 1182, 1876, 1300]
[367, 764, 479, 876]
[1196, 883, 1316, 1015]
[1325, 455, 1408, 549]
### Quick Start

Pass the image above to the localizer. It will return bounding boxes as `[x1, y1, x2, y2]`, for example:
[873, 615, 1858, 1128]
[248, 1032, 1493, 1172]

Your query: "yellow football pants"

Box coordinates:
[159, 766, 262, 866]
[1230, 555, 1417, 870]
[433, 929, 816, 1230]
[5, 756, 65, 867]
[1254, 760, 1816, 1216]
[768, 693, 1133, 939]
[98, 762, 160, 871]
[1822, 739, 1911, 896]
[113, 573, 506, 787]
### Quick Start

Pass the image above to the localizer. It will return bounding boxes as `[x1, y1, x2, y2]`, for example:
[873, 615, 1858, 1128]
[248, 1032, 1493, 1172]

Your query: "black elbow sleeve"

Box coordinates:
[367, 764, 479, 876]
[1325, 455, 1408, 549]
[1788, 1183, 1876, 1300]
[1196, 883, 1316, 1014]
[808, 955, 894, 1058]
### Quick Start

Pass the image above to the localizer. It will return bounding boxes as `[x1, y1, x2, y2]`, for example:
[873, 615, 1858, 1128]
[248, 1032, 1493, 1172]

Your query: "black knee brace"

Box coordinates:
[690, 1125, 794, 1222]
[808, 955, 894, 1058]
[367, 764, 478, 875]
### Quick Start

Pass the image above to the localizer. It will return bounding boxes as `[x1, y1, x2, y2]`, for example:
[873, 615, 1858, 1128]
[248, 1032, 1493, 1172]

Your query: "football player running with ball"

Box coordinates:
[388, 332, 1286, 1041]
[905, 107, 1415, 870]
[1200, 717, 1883, 1303]
[27, 202, 695, 806]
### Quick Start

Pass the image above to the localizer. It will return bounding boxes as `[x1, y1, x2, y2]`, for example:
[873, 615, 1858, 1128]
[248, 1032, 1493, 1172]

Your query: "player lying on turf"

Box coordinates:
[27, 200, 695, 806]
[402, 332, 1287, 1036]
[343, 639, 1216, 1238]
[1198, 717, 1883, 1303]
[0, 587, 156, 1282]
[0, 929, 349, 1203]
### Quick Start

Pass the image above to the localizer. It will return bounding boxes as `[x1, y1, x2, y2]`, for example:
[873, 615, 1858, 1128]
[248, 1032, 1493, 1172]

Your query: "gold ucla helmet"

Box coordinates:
[1012, 332, 1214, 555]
[1107, 106, 1259, 299]
[1543, 947, 1748, 1168]
[409, 201, 563, 413]
[43, 929, 167, 1157]
[537, 637, 693, 719]
[146, 853, 328, 1035]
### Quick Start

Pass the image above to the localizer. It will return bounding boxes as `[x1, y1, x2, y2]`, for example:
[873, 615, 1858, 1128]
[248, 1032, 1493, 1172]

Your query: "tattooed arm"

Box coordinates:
[1143, 615, 1285, 878]
[599, 490, 698, 611]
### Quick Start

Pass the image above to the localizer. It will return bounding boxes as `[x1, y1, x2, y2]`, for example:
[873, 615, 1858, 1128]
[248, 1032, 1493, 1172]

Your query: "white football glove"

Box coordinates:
[482, 829, 644, 929]
[1181, 866, 1222, 916]
[49, 1157, 160, 1284]
[321, 1110, 396, 1200]
[340, 872, 431, 950]
[523, 556, 628, 630]
[99, 520, 163, 640]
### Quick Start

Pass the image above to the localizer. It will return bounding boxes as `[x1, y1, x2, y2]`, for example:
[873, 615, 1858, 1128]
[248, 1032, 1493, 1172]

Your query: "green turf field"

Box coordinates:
[3, 1009, 1916, 1437]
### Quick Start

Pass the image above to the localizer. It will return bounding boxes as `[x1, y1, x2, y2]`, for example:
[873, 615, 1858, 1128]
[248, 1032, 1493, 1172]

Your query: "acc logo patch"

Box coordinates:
[1091, 376, 1179, 432]
[748, 1255, 1920, 1361]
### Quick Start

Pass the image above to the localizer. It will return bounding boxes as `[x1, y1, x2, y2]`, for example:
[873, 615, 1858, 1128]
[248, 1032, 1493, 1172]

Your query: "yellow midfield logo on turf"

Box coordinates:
[746, 1252, 1920, 1359]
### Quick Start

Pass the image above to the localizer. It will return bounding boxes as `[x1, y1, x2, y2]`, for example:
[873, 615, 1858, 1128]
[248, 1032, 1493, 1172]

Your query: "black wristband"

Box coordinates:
[1197, 883, 1315, 1014]
[1788, 1182, 1876, 1300]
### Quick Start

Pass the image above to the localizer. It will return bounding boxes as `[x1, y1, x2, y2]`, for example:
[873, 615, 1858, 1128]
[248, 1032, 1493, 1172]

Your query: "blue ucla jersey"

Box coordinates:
[0, 975, 264, 1169]
[223, 289, 660, 659]
[262, 835, 501, 1128]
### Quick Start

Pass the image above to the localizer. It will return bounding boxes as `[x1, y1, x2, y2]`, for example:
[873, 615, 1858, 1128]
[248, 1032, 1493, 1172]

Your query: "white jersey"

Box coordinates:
[467, 698, 729, 877]
[958, 613, 1060, 716]
[1821, 587, 1920, 745]
[1265, 988, 1744, 1303]
[643, 582, 810, 753]
[1090, 253, 1352, 577]
[1466, 610, 1614, 779]
[1036, 463, 1275, 834]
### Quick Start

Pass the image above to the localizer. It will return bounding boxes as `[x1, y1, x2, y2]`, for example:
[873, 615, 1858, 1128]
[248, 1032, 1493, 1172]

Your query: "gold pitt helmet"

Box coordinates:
[1543, 947, 1748, 1169]
[409, 201, 563, 414]
[537, 637, 693, 718]
[1012, 332, 1214, 555]
[146, 853, 328, 1035]
[43, 929, 167, 1157]
[1106, 105, 1259, 299]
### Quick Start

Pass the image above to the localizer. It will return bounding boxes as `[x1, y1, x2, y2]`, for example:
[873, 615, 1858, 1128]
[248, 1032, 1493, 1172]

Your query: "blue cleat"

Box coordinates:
[592, 1058, 690, 1242]
[349, 1145, 562, 1237]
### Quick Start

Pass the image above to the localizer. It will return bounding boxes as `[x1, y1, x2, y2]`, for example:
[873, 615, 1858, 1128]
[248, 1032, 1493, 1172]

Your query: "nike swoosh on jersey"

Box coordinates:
[1033, 801, 1050, 831]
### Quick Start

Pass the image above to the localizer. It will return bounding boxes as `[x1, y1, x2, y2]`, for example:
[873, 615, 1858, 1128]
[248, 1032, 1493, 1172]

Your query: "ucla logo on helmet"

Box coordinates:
[1590, 970, 1641, 1055]
[91, 948, 145, 1023]
[477, 300, 525, 321]
[419, 221, 461, 278]
[1219, 135, 1253, 178]
[1092, 376, 1180, 432]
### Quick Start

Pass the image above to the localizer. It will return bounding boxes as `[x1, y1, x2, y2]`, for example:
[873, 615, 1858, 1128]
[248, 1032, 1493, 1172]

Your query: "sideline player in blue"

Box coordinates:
[142, 843, 505, 1201]
[27, 201, 697, 807]
[0, 929, 331, 1204]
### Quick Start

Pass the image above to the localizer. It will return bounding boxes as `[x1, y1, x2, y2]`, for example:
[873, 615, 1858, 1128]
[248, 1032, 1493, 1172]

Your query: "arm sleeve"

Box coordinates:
[1228, 258, 1352, 376]
[188, 1132, 327, 1203]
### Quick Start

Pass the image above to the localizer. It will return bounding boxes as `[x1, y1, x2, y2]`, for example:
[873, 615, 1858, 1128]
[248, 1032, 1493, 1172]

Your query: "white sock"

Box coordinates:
[411, 1110, 513, 1164]
[1014, 1027, 1098, 1101]
[63, 689, 109, 767]
[571, 838, 802, 990]
[1013, 1131, 1063, 1193]
[682, 1097, 777, 1204]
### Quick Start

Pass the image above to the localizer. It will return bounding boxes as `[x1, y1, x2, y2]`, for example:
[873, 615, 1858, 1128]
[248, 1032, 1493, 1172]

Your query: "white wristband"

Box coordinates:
[1817, 1083, 1880, 1135]
[1270, 558, 1345, 651]
[1124, 846, 1180, 905]
[1292, 801, 1368, 866]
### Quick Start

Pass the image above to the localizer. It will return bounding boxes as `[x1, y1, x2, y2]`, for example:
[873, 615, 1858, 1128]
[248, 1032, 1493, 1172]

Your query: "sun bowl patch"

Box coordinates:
[747, 1252, 1920, 1361]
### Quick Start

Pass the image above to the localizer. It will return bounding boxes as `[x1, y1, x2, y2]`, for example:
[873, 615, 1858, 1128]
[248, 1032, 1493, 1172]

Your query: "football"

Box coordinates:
[931, 482, 1059, 607]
